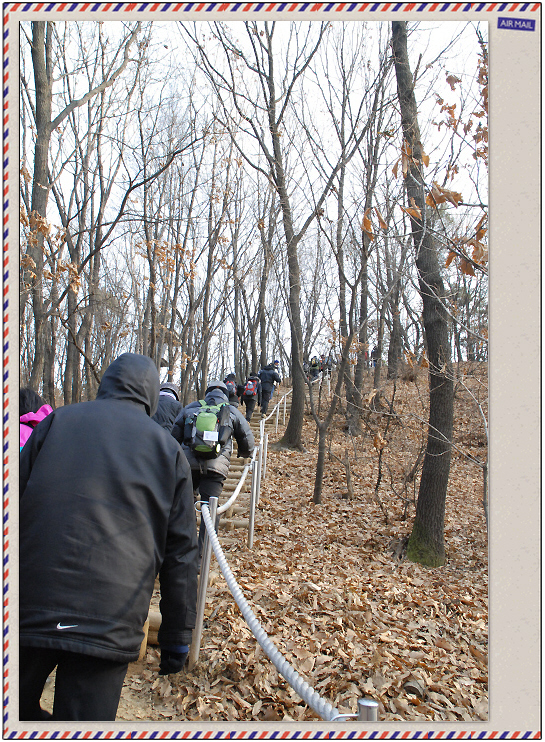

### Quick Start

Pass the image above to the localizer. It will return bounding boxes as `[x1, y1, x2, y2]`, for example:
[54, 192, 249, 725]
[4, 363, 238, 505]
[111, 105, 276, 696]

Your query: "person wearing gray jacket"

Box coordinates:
[171, 380, 255, 558]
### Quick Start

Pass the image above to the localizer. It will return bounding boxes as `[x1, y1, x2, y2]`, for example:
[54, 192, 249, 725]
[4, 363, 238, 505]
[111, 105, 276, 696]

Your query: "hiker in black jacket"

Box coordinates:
[258, 361, 282, 417]
[19, 353, 199, 721]
[152, 381, 183, 432]
[223, 373, 242, 407]
[241, 373, 262, 422]
[171, 381, 255, 559]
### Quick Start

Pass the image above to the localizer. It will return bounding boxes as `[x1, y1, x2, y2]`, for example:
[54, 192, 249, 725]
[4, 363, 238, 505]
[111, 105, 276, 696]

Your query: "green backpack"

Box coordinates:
[184, 401, 232, 458]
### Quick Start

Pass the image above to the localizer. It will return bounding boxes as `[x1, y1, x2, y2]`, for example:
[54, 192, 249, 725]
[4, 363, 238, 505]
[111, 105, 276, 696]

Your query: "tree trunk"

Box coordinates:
[351, 249, 369, 402]
[392, 21, 454, 568]
[387, 292, 403, 380]
[27, 22, 53, 392]
[313, 423, 328, 504]
[373, 304, 386, 390]
[265, 64, 305, 449]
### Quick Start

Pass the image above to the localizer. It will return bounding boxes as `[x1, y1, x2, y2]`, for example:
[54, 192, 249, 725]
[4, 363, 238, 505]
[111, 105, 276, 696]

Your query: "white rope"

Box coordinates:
[201, 503, 340, 721]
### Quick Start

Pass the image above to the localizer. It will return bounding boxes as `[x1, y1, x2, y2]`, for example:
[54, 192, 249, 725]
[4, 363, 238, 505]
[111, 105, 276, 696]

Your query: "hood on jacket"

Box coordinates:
[96, 353, 159, 417]
[160, 381, 180, 401]
[203, 388, 229, 406]
[205, 380, 228, 396]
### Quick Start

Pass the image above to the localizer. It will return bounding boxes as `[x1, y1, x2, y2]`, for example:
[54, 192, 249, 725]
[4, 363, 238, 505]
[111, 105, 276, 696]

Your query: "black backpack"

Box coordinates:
[183, 401, 232, 458]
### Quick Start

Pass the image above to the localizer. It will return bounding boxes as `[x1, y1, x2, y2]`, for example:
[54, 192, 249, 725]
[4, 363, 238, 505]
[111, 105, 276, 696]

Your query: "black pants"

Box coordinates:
[261, 389, 273, 415]
[19, 646, 129, 721]
[192, 469, 225, 556]
[243, 396, 257, 421]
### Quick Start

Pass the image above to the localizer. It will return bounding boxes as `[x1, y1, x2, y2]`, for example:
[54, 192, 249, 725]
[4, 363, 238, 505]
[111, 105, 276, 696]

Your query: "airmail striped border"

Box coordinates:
[1, 2, 543, 13]
[1, 730, 543, 739]
[2, 0, 541, 738]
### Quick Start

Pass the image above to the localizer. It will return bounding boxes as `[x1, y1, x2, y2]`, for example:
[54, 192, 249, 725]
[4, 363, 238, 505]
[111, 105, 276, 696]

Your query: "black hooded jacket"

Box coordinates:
[242, 375, 262, 406]
[19, 353, 199, 663]
[152, 393, 183, 432]
[258, 364, 282, 393]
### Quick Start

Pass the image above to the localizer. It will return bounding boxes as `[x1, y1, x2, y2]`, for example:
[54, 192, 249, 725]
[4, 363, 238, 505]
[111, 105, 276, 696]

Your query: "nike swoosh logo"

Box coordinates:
[56, 623, 78, 630]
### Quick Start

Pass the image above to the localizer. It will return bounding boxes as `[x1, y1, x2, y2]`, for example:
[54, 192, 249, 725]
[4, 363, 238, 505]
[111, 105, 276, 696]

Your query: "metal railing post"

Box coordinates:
[256, 442, 263, 506]
[283, 395, 287, 425]
[247, 460, 258, 549]
[275, 403, 280, 434]
[187, 496, 218, 670]
[262, 431, 269, 481]
[357, 698, 379, 721]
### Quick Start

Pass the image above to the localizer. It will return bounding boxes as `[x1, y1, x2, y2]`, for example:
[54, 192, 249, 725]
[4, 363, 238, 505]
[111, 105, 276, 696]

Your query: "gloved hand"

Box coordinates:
[159, 644, 189, 675]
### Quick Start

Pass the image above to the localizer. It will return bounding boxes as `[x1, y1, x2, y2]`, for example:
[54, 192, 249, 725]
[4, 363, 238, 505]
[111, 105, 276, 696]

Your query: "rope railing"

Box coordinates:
[192, 499, 379, 722]
[189, 386, 292, 670]
[217, 459, 253, 515]
[259, 386, 293, 438]
[185, 386, 379, 721]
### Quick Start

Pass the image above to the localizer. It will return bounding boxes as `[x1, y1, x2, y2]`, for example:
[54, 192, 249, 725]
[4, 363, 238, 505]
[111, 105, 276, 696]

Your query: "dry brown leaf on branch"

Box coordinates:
[459, 258, 476, 277]
[426, 181, 463, 207]
[374, 207, 388, 230]
[400, 198, 423, 222]
[474, 213, 488, 241]
[446, 74, 462, 91]
[362, 209, 375, 240]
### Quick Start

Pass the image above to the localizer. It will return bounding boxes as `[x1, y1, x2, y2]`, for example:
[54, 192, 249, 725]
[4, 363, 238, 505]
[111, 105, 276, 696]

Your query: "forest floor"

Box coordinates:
[44, 363, 489, 724]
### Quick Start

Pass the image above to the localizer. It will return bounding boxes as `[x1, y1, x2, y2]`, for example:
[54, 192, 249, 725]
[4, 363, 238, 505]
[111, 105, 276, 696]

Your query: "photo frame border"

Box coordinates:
[4, 2, 541, 738]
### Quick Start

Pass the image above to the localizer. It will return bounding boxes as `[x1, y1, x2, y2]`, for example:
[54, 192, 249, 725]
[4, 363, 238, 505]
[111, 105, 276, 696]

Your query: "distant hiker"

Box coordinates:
[258, 361, 282, 417]
[152, 381, 183, 432]
[371, 346, 379, 368]
[223, 373, 242, 407]
[19, 353, 199, 721]
[171, 380, 255, 559]
[309, 356, 321, 380]
[19, 387, 53, 451]
[241, 373, 262, 422]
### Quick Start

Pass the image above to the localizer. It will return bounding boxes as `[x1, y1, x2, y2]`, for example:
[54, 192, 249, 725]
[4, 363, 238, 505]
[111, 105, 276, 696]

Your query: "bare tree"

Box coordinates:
[182, 21, 390, 449]
[21, 21, 142, 395]
[392, 21, 454, 567]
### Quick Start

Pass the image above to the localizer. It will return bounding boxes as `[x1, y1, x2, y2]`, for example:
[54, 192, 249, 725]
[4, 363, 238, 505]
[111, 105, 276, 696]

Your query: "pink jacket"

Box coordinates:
[20, 404, 54, 449]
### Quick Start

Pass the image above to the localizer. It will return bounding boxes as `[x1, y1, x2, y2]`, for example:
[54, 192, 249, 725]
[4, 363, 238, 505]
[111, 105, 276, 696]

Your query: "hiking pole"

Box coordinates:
[188, 496, 218, 670]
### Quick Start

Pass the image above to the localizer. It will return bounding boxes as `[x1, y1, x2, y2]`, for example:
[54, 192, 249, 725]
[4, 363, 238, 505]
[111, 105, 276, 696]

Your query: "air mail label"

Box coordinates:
[498, 17, 536, 31]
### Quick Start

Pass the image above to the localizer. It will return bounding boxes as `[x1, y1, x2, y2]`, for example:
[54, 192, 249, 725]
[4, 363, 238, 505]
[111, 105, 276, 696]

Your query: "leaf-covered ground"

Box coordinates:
[112, 364, 488, 723]
[42, 364, 488, 723]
